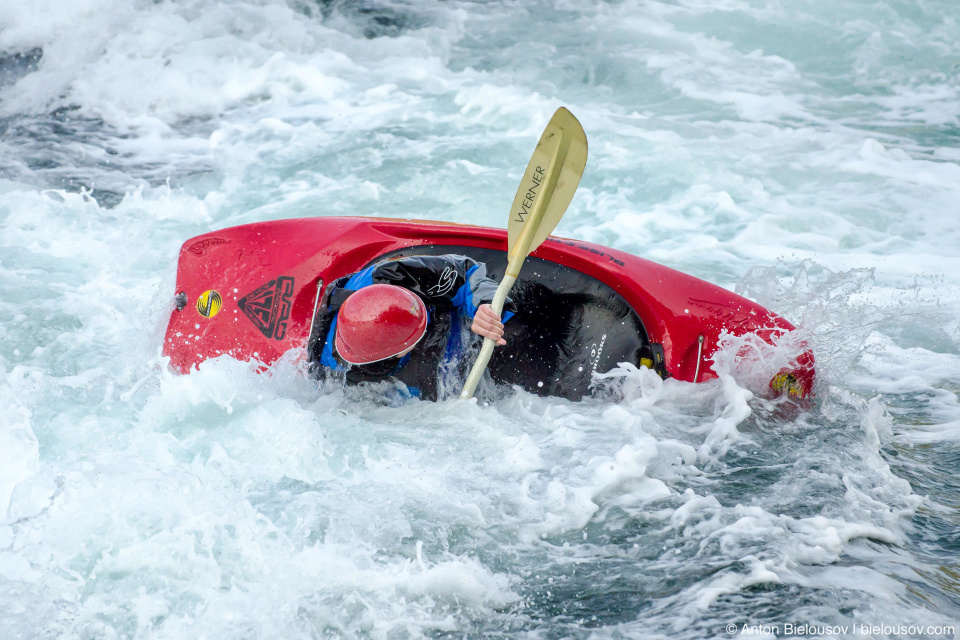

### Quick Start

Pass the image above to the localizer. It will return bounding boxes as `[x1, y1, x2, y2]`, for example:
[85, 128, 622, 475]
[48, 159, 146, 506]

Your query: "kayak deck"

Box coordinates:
[163, 216, 814, 399]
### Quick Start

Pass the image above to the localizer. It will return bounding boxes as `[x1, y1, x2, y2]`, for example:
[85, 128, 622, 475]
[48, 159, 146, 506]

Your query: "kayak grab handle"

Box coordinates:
[694, 334, 705, 382]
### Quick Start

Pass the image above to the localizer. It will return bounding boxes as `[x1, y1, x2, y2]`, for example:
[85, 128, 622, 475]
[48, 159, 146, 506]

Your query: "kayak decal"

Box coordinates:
[546, 238, 626, 267]
[237, 276, 295, 340]
[687, 298, 753, 331]
[196, 290, 223, 318]
[187, 237, 230, 256]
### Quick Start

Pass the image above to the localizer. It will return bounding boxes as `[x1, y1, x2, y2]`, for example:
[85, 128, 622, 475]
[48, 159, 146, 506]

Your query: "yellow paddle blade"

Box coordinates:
[506, 107, 588, 272]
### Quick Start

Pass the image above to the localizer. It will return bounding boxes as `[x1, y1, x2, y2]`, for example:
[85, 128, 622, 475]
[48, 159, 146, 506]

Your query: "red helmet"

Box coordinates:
[335, 284, 428, 364]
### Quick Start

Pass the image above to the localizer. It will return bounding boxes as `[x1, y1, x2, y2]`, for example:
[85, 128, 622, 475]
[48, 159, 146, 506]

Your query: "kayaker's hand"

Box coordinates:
[472, 304, 506, 345]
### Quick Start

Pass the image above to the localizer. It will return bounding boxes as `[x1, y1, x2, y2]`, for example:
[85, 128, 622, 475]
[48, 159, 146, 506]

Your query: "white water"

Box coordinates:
[1, 0, 959, 638]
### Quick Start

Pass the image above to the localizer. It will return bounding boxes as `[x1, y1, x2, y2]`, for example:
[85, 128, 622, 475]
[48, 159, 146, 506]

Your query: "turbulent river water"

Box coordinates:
[2, 0, 959, 638]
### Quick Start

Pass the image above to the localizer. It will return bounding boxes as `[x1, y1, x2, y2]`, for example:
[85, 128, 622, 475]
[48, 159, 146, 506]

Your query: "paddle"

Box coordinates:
[460, 107, 588, 399]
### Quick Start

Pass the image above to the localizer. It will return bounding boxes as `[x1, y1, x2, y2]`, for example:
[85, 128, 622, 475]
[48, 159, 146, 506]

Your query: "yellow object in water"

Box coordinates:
[770, 371, 806, 399]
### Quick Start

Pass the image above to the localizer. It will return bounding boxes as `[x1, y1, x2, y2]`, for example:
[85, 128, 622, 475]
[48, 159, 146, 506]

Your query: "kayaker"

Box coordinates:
[312, 254, 514, 400]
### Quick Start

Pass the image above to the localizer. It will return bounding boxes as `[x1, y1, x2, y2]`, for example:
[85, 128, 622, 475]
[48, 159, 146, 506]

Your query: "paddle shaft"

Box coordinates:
[459, 133, 571, 399]
[458, 275, 516, 398]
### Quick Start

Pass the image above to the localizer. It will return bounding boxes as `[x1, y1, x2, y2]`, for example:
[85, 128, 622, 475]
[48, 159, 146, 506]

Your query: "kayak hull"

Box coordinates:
[162, 216, 814, 398]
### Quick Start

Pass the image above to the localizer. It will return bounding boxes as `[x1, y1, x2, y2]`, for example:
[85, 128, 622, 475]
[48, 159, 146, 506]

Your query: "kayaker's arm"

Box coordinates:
[370, 255, 515, 319]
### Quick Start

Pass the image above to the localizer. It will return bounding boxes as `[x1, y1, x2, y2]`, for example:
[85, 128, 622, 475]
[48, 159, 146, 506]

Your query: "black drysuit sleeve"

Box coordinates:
[369, 254, 515, 316]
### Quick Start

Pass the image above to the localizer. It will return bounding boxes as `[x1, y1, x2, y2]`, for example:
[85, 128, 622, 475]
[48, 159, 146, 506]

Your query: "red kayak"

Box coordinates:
[162, 216, 814, 400]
